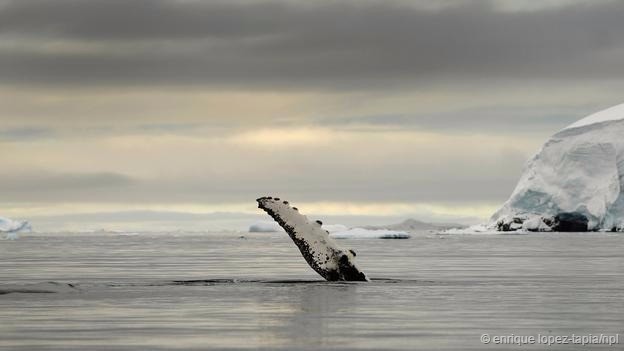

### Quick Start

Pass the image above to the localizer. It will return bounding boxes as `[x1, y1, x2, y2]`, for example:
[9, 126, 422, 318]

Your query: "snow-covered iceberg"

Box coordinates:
[1, 216, 31, 239]
[491, 102, 624, 232]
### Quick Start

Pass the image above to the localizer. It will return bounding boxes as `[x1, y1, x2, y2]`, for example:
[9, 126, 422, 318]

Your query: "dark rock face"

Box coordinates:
[496, 216, 524, 231]
[552, 212, 589, 232]
[494, 212, 590, 232]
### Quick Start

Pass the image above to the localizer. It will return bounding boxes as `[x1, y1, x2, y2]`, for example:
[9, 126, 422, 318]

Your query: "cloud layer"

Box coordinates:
[1, 0, 623, 88]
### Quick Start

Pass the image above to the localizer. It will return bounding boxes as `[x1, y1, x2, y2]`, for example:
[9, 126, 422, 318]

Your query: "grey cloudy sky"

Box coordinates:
[1, 0, 623, 229]
[2, 0, 624, 87]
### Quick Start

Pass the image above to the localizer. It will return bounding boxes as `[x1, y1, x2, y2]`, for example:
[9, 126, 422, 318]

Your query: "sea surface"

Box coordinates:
[1, 231, 623, 350]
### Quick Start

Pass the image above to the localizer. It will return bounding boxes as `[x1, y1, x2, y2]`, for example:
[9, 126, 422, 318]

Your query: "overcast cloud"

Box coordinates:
[0, 0, 623, 88]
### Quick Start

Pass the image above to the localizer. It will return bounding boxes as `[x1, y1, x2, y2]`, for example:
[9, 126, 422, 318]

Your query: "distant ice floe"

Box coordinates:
[329, 228, 410, 239]
[249, 220, 409, 238]
[1, 216, 31, 239]
[443, 224, 500, 235]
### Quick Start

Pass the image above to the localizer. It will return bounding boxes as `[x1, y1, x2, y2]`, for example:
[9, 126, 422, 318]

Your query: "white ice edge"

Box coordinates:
[564, 102, 624, 130]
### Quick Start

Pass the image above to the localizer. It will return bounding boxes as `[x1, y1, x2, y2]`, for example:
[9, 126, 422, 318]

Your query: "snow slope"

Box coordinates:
[565, 102, 624, 130]
[492, 103, 624, 231]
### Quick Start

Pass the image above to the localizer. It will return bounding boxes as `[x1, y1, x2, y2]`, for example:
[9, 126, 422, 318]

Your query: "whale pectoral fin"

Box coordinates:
[256, 196, 368, 282]
[256, 196, 334, 277]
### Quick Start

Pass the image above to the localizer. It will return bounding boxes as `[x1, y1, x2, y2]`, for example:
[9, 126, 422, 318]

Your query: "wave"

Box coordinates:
[0, 282, 78, 295]
[0, 279, 443, 294]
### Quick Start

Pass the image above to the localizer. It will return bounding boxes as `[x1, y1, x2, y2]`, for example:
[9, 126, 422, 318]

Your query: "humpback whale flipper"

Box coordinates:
[256, 197, 368, 282]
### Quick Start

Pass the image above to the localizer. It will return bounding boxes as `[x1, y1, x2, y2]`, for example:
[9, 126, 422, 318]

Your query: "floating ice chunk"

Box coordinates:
[5, 232, 19, 240]
[0, 216, 31, 237]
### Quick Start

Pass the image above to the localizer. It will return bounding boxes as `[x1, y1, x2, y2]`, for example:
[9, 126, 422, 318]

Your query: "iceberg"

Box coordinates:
[0, 216, 31, 233]
[1, 216, 31, 239]
[491, 102, 624, 232]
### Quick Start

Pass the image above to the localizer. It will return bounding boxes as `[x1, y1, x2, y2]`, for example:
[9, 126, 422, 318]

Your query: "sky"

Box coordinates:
[1, 0, 624, 230]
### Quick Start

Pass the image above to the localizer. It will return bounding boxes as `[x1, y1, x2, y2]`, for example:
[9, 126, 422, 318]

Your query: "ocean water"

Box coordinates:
[1, 231, 623, 350]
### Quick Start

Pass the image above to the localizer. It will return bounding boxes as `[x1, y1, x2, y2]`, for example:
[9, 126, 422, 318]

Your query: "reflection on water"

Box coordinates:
[250, 282, 358, 349]
[1, 232, 623, 350]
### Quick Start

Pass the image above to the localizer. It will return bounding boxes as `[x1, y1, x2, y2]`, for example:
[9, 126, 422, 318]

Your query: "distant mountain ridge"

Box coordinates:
[363, 218, 466, 232]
